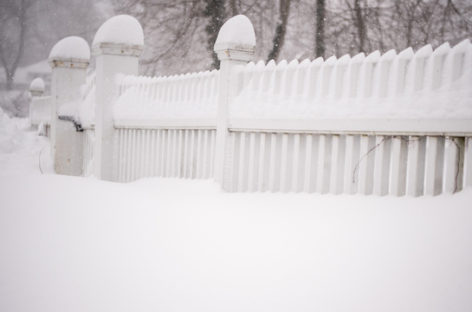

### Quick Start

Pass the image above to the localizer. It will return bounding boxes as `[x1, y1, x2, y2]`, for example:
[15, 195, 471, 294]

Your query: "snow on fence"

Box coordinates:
[34, 14, 472, 196]
[113, 71, 219, 182]
[230, 41, 471, 120]
[115, 70, 219, 122]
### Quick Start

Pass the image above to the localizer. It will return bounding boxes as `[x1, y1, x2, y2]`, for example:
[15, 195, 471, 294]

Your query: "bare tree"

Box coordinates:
[315, 0, 325, 58]
[204, 0, 227, 69]
[110, 0, 472, 75]
[267, 0, 292, 62]
[229, 0, 239, 15]
[0, 0, 33, 90]
[114, 0, 207, 76]
[352, 0, 367, 53]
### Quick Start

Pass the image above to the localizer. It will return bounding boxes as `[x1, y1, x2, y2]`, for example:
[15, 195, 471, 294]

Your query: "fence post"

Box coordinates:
[49, 36, 90, 176]
[92, 15, 144, 181]
[213, 15, 256, 186]
[29, 77, 45, 127]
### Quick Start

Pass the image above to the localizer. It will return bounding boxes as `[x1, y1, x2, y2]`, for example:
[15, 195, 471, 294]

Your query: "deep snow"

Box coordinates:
[1, 111, 471, 312]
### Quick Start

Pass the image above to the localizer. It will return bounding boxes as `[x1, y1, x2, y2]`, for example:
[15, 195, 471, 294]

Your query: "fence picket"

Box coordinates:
[237, 132, 247, 191]
[303, 134, 313, 192]
[292, 134, 301, 192]
[372, 135, 390, 196]
[305, 58, 323, 100]
[443, 137, 464, 193]
[118, 129, 124, 182]
[406, 136, 425, 196]
[358, 135, 375, 195]
[343, 53, 364, 98]
[210, 130, 216, 177]
[359, 51, 380, 98]
[247, 132, 256, 191]
[464, 137, 472, 188]
[195, 130, 202, 178]
[373, 50, 396, 98]
[279, 134, 289, 192]
[257, 133, 266, 191]
[389, 136, 407, 196]
[316, 134, 331, 194]
[268, 133, 277, 191]
[150, 130, 156, 177]
[329, 135, 345, 194]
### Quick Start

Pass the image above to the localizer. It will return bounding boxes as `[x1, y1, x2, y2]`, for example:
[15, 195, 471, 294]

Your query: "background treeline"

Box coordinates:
[1, 0, 472, 88]
[113, 0, 472, 75]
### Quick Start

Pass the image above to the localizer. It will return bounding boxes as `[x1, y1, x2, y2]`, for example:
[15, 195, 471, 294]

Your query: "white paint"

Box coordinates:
[48, 36, 89, 176]
[92, 15, 144, 181]
[213, 15, 256, 185]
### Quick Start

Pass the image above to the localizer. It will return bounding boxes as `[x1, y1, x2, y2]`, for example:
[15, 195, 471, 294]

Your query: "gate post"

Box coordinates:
[49, 36, 90, 176]
[29, 77, 45, 127]
[92, 15, 144, 181]
[213, 15, 256, 187]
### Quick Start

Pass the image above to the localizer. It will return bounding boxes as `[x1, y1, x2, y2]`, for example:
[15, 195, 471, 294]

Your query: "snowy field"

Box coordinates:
[1, 110, 472, 312]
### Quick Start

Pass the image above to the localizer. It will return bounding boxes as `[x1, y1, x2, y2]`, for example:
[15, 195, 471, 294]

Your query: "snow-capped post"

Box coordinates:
[92, 15, 144, 181]
[213, 15, 256, 186]
[29, 77, 45, 126]
[29, 77, 45, 97]
[49, 36, 90, 176]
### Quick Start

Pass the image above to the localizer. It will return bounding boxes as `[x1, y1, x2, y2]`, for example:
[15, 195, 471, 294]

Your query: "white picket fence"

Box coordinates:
[104, 39, 472, 195]
[31, 14, 472, 196]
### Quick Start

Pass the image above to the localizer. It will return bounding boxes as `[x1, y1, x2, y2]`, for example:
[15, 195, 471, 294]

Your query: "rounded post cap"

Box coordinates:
[49, 36, 90, 68]
[29, 77, 45, 92]
[92, 15, 144, 56]
[29, 77, 45, 96]
[214, 15, 256, 62]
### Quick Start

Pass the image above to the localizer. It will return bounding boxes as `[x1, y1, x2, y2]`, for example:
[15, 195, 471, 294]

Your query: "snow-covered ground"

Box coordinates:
[1, 110, 472, 312]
